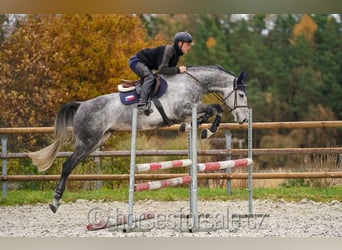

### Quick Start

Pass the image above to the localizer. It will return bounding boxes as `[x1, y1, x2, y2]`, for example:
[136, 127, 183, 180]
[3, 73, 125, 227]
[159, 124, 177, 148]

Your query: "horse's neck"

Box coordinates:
[188, 69, 233, 95]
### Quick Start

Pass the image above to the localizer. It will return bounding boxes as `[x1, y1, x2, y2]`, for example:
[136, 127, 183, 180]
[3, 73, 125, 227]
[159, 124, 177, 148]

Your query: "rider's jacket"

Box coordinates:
[135, 44, 183, 75]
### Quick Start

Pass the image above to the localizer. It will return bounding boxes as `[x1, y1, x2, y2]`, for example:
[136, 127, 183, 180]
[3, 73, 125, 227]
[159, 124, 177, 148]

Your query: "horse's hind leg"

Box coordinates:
[49, 147, 89, 213]
[50, 132, 111, 213]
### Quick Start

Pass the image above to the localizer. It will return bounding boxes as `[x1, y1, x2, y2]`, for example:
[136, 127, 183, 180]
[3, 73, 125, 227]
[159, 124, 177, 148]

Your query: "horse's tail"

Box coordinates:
[27, 102, 81, 172]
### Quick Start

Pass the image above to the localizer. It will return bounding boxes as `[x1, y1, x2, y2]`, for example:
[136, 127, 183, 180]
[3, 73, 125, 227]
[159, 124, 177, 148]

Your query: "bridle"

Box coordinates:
[185, 71, 248, 112]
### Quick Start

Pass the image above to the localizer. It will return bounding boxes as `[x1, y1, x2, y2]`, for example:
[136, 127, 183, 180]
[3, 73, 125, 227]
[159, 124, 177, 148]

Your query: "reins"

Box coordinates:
[184, 71, 242, 112]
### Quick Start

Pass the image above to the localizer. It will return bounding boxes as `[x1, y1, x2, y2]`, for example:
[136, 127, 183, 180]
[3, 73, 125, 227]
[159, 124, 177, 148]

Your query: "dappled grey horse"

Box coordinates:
[28, 65, 249, 213]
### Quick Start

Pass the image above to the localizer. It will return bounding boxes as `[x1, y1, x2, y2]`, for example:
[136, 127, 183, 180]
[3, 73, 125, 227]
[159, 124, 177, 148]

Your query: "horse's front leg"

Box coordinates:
[199, 104, 223, 139]
[179, 104, 213, 132]
[179, 104, 223, 139]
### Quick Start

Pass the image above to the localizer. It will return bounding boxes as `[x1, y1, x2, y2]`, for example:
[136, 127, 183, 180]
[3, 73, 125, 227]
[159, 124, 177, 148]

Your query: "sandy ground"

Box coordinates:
[0, 199, 341, 237]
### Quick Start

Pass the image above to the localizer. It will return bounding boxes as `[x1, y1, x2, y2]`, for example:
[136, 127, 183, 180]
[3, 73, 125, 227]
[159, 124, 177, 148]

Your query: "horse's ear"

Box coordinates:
[237, 72, 247, 84]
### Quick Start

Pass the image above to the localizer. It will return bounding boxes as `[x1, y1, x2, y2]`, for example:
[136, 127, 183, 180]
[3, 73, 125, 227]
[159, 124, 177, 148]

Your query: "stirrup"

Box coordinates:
[137, 102, 153, 116]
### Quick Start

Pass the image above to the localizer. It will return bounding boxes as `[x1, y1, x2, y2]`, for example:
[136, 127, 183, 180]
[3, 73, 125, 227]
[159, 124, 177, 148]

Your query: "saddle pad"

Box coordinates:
[119, 77, 168, 105]
[119, 90, 140, 105]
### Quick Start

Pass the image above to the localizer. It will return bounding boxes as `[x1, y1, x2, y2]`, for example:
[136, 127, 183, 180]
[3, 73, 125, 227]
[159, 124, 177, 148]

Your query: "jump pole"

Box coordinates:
[87, 212, 155, 231]
[126, 107, 194, 232]
[225, 130, 232, 195]
[127, 107, 138, 232]
[248, 108, 253, 215]
[190, 104, 198, 230]
[1, 136, 8, 198]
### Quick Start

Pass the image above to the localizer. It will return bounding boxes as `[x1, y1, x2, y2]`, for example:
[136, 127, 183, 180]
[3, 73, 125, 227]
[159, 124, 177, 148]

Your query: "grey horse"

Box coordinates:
[28, 65, 249, 213]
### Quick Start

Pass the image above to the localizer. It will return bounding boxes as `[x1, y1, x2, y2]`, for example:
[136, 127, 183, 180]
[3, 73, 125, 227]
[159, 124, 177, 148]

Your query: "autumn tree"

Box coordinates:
[290, 14, 318, 47]
[0, 14, 166, 149]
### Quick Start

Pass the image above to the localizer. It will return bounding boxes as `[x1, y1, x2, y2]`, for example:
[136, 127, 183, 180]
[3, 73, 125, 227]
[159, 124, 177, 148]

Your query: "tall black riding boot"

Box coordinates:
[137, 79, 154, 115]
[137, 87, 149, 113]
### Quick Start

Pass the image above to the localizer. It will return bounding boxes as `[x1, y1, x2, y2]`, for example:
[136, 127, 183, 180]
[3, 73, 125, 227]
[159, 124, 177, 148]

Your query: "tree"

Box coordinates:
[290, 14, 318, 47]
[0, 14, 166, 149]
[313, 15, 342, 118]
[0, 14, 9, 43]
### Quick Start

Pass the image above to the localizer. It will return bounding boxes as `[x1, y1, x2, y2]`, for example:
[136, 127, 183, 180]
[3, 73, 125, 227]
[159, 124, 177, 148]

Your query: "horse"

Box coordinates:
[27, 65, 249, 213]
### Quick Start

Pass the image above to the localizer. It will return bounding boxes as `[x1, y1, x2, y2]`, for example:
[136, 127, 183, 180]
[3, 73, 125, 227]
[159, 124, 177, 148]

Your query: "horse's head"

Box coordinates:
[223, 71, 249, 124]
[183, 66, 249, 125]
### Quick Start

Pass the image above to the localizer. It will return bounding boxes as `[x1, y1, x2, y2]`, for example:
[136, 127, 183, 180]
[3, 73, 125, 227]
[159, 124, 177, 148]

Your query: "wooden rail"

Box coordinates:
[1, 172, 342, 181]
[1, 121, 341, 185]
[0, 120, 341, 134]
[1, 148, 341, 160]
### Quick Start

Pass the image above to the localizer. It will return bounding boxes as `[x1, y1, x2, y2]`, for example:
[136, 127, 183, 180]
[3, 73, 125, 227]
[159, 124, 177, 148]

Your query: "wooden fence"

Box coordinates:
[1, 121, 342, 184]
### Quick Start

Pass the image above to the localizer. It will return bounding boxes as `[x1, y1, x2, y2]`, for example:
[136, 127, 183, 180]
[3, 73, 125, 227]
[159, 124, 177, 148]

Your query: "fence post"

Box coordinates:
[247, 108, 253, 215]
[94, 147, 102, 190]
[1, 135, 8, 198]
[190, 105, 198, 230]
[225, 130, 232, 195]
[127, 108, 138, 231]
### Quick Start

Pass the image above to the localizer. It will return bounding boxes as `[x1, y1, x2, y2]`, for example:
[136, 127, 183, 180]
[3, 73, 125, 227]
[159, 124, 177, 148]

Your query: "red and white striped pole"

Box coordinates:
[87, 212, 155, 231]
[136, 159, 192, 172]
[197, 158, 253, 172]
[134, 176, 192, 192]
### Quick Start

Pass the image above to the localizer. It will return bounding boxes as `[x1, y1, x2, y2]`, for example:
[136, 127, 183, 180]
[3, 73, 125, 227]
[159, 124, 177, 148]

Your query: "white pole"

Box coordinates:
[127, 108, 138, 231]
[190, 105, 198, 230]
[1, 136, 8, 198]
[248, 108, 253, 215]
[225, 130, 232, 195]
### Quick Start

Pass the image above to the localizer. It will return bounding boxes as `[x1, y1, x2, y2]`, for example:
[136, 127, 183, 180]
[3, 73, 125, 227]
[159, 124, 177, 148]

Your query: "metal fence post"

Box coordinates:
[94, 147, 102, 190]
[248, 108, 253, 215]
[127, 108, 138, 231]
[225, 130, 232, 195]
[190, 105, 198, 230]
[2, 135, 8, 198]
[187, 124, 192, 218]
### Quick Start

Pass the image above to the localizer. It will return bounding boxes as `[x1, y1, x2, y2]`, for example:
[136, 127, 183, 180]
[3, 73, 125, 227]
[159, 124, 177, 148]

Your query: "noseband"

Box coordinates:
[222, 78, 248, 112]
[185, 71, 248, 112]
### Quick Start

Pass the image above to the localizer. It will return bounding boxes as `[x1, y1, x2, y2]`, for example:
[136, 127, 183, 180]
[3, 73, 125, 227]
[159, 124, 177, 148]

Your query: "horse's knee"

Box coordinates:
[212, 104, 223, 113]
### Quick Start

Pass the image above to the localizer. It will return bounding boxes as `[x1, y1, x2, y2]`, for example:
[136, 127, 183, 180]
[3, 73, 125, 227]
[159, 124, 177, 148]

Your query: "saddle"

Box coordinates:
[118, 75, 162, 96]
[118, 74, 168, 105]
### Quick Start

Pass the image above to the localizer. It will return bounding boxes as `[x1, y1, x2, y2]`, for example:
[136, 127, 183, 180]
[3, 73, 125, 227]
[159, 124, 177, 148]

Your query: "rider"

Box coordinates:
[129, 31, 193, 114]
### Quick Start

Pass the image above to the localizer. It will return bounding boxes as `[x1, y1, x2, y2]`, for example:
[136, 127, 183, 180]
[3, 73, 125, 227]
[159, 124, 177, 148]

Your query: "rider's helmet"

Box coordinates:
[173, 32, 193, 44]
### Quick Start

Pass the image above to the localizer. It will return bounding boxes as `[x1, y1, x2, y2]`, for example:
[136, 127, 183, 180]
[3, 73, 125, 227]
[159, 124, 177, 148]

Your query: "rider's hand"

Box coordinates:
[178, 66, 187, 73]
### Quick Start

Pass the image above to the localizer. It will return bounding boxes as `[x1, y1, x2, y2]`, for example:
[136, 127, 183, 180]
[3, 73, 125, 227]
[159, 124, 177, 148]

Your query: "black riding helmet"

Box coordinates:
[173, 32, 193, 44]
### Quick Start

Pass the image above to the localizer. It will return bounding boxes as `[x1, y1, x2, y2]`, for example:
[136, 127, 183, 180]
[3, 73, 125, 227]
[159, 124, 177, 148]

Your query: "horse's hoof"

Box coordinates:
[200, 129, 208, 139]
[201, 129, 214, 139]
[179, 123, 186, 132]
[49, 203, 58, 213]
[49, 199, 60, 213]
[143, 108, 153, 116]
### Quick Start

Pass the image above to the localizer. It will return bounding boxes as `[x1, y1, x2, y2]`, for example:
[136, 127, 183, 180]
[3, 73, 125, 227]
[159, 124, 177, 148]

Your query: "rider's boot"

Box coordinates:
[137, 78, 154, 116]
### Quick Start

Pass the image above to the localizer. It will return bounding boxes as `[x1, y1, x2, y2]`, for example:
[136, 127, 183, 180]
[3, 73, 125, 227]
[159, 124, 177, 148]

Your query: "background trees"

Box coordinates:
[0, 14, 165, 149]
[0, 13, 341, 163]
[0, 14, 166, 127]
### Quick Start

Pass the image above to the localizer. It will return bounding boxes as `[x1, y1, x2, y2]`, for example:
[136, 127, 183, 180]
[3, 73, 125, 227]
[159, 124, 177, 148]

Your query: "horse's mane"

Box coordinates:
[187, 65, 236, 77]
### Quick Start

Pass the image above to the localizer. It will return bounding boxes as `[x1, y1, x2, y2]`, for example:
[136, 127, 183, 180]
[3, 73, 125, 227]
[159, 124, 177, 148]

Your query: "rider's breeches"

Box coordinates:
[132, 62, 154, 104]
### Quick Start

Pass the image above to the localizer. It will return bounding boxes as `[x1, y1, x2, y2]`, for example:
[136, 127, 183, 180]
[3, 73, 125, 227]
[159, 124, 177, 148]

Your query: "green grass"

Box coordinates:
[1, 186, 342, 206]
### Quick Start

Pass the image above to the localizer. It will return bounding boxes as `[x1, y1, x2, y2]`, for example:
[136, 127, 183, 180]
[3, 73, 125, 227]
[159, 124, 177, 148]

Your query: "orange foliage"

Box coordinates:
[206, 36, 217, 49]
[290, 14, 318, 47]
[0, 14, 166, 130]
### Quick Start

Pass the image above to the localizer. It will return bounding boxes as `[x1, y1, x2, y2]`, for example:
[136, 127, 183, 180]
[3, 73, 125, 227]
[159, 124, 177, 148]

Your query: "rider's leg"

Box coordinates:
[133, 62, 154, 112]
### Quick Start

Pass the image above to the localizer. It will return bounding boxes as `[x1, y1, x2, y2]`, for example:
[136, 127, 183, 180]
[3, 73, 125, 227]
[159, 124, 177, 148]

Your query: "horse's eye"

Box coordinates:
[239, 93, 244, 98]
